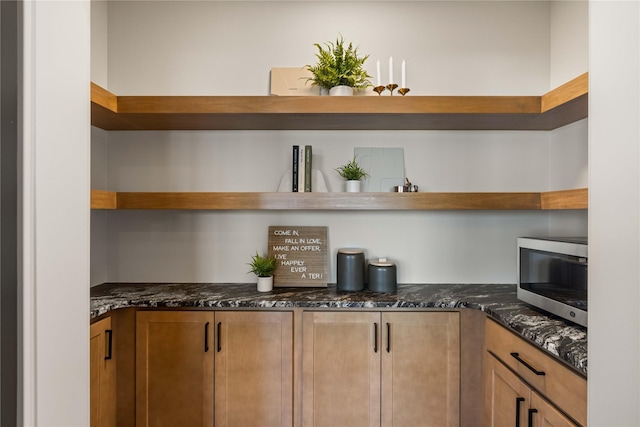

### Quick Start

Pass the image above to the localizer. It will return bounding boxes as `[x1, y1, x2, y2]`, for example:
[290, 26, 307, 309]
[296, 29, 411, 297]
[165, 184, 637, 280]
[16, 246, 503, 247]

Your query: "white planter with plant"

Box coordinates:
[306, 36, 372, 96]
[256, 277, 273, 292]
[336, 157, 368, 193]
[329, 86, 353, 96]
[345, 180, 361, 192]
[248, 252, 277, 292]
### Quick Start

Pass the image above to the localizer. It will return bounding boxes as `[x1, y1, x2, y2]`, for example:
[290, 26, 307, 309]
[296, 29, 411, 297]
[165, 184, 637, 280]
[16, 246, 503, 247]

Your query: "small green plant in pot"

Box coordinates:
[336, 156, 368, 192]
[306, 35, 372, 95]
[248, 252, 277, 292]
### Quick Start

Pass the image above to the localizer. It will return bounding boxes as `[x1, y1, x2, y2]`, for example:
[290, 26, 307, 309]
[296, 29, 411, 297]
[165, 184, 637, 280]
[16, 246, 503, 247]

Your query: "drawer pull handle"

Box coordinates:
[217, 322, 222, 352]
[515, 397, 525, 427]
[528, 408, 538, 427]
[511, 352, 545, 376]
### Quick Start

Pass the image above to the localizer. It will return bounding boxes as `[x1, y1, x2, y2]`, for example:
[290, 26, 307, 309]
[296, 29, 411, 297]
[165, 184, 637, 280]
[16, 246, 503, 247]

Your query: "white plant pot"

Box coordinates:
[329, 85, 354, 96]
[256, 276, 273, 292]
[345, 180, 361, 192]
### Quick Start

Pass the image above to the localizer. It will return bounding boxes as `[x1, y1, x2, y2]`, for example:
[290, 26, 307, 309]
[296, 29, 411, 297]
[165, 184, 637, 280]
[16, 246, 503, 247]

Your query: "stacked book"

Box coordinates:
[292, 145, 312, 192]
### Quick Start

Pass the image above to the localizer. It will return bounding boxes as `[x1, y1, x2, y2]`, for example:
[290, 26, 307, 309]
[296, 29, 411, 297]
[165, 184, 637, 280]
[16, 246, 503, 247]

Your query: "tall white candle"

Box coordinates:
[376, 60, 381, 86]
[401, 60, 406, 88]
[389, 57, 394, 84]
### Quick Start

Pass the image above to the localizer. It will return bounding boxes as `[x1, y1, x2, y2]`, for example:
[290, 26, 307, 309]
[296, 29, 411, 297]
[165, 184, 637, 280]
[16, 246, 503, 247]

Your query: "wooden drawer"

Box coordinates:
[485, 317, 587, 426]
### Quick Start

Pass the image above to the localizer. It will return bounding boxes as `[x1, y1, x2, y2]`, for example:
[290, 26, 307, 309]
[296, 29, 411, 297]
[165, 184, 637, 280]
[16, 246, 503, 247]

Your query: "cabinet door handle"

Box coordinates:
[373, 323, 378, 353]
[528, 408, 538, 427]
[515, 397, 525, 427]
[386, 323, 391, 353]
[510, 352, 545, 376]
[204, 322, 210, 352]
[217, 322, 222, 352]
[105, 329, 113, 360]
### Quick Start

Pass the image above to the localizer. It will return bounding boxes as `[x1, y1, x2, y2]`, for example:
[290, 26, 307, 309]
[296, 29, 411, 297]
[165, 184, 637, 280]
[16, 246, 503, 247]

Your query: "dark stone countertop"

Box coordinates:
[90, 282, 587, 376]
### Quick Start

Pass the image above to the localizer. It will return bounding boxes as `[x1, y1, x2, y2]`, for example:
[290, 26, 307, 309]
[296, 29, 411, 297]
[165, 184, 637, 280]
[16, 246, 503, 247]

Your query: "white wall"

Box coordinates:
[20, 1, 91, 425]
[93, 1, 586, 285]
[90, 0, 108, 88]
[91, 0, 109, 285]
[548, 118, 588, 234]
[547, 0, 589, 238]
[588, 1, 640, 424]
[548, 0, 589, 193]
[90, 1, 588, 285]
[103, 129, 553, 284]
[107, 1, 551, 96]
[550, 0, 589, 88]
[91, 127, 109, 286]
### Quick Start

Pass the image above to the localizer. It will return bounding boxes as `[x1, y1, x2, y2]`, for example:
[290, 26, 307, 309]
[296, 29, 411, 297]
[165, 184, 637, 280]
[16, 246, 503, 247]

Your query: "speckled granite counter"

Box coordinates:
[90, 282, 587, 376]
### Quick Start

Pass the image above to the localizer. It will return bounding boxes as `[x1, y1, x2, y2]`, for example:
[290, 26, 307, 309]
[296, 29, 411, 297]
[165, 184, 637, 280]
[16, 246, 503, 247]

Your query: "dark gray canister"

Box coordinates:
[367, 259, 397, 293]
[336, 248, 365, 291]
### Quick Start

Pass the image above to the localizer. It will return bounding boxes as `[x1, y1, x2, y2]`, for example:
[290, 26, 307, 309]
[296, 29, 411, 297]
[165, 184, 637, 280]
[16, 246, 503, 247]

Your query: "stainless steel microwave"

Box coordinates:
[517, 237, 588, 327]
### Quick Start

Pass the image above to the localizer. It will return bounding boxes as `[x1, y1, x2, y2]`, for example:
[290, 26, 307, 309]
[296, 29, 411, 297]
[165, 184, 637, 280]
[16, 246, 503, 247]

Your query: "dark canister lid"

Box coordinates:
[369, 258, 395, 267]
[338, 248, 364, 255]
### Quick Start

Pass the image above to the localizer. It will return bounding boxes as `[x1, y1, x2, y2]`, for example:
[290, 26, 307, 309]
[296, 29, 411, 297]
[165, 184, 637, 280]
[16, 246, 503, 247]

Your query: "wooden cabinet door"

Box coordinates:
[214, 311, 293, 427]
[90, 317, 116, 427]
[381, 312, 460, 427]
[136, 311, 214, 427]
[302, 311, 381, 427]
[484, 354, 531, 427]
[530, 392, 579, 427]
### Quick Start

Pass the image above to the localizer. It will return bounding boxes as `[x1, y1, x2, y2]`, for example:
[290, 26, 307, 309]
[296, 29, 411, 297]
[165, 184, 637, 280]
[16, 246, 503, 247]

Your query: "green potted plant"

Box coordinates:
[336, 156, 369, 192]
[248, 251, 277, 292]
[306, 35, 372, 96]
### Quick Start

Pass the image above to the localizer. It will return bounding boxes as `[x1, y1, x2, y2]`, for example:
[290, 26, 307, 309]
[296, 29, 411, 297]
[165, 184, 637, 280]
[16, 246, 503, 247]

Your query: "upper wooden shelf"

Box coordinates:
[90, 188, 587, 211]
[91, 73, 588, 131]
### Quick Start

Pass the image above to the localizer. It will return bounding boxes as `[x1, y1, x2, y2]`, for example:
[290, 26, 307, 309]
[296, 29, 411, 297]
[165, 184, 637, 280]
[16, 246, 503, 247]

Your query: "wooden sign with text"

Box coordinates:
[268, 226, 328, 287]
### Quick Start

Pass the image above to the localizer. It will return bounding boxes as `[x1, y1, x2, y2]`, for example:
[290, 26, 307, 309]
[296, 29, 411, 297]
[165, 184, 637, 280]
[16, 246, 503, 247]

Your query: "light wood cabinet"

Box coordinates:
[135, 310, 293, 427]
[214, 311, 293, 427]
[136, 311, 214, 427]
[381, 312, 460, 426]
[90, 317, 116, 427]
[302, 311, 381, 427]
[530, 391, 580, 427]
[302, 311, 460, 427]
[484, 353, 530, 426]
[484, 318, 585, 426]
[484, 354, 578, 427]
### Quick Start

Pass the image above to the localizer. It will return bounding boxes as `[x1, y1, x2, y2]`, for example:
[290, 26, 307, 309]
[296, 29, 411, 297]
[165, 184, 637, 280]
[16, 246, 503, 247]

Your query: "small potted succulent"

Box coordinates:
[336, 156, 369, 192]
[306, 35, 372, 96]
[248, 252, 277, 292]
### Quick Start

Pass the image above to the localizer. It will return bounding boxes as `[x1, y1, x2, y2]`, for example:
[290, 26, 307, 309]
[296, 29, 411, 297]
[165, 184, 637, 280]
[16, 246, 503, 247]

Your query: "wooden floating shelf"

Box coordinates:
[90, 189, 117, 209]
[90, 188, 588, 211]
[91, 73, 588, 131]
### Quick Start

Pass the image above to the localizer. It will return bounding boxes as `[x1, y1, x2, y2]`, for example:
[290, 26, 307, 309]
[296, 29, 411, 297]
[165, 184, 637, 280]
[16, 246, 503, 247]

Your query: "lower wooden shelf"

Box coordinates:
[90, 188, 587, 211]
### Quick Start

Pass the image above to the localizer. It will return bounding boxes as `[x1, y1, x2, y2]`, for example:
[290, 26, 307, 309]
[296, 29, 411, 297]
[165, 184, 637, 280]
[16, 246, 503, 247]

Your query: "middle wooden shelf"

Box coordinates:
[90, 188, 587, 211]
